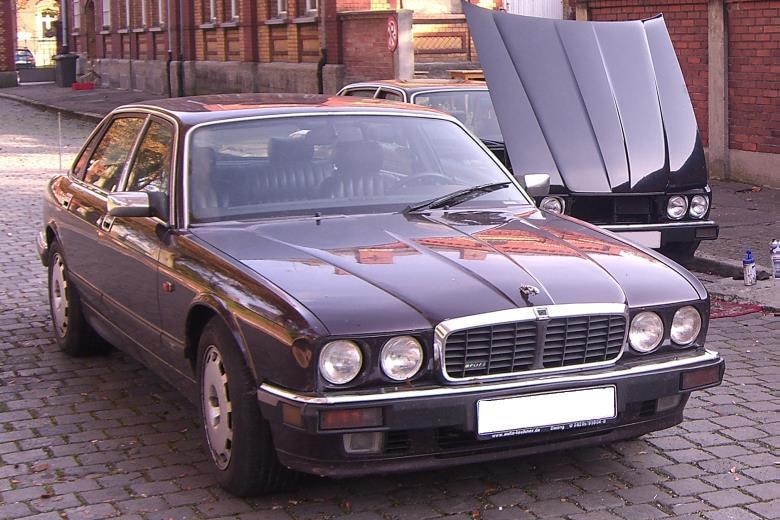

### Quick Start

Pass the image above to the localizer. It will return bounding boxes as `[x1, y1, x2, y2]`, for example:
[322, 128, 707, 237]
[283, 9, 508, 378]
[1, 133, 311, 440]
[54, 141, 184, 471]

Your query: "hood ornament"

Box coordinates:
[519, 285, 540, 297]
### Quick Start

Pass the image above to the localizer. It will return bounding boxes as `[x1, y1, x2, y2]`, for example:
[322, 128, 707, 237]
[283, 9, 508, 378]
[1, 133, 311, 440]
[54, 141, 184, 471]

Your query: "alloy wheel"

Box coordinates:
[202, 345, 233, 470]
[50, 253, 69, 338]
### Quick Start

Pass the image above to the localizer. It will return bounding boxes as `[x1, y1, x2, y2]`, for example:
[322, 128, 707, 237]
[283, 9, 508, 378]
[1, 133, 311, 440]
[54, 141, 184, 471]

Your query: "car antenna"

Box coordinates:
[58, 112, 63, 172]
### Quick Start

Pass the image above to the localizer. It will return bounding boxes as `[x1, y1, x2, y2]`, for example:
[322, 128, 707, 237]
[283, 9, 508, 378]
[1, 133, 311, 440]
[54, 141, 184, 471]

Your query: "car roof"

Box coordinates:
[117, 93, 453, 126]
[343, 79, 488, 94]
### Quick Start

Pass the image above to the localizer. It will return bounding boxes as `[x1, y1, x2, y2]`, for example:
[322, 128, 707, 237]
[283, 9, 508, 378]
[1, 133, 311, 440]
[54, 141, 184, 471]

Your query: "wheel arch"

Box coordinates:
[185, 295, 259, 384]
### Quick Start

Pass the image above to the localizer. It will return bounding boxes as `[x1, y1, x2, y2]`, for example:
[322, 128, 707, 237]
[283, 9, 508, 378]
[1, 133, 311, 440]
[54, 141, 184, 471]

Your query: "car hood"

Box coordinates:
[463, 3, 707, 193]
[191, 209, 703, 336]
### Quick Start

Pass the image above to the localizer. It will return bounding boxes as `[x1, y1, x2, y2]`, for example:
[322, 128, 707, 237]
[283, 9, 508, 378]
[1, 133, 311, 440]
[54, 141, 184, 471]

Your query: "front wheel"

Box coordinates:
[197, 319, 297, 496]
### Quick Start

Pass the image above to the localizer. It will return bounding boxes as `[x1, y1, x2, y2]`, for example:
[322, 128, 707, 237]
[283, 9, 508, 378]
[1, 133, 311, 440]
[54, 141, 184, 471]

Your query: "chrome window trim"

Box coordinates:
[258, 348, 720, 406]
[181, 110, 532, 229]
[408, 86, 490, 104]
[434, 303, 629, 383]
[603, 221, 717, 231]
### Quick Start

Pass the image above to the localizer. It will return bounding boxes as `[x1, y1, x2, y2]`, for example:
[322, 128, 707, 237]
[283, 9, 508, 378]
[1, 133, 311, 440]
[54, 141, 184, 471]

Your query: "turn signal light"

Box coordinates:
[680, 365, 722, 391]
[320, 407, 383, 430]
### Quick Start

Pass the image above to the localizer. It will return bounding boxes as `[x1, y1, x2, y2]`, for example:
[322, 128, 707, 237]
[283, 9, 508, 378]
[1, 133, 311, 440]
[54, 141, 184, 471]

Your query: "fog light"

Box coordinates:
[656, 394, 682, 412]
[343, 432, 383, 454]
[320, 408, 383, 430]
[680, 365, 722, 391]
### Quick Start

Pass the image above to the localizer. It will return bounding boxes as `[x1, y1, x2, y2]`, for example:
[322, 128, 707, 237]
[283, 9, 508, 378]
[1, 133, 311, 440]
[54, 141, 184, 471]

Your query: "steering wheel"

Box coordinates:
[397, 172, 452, 189]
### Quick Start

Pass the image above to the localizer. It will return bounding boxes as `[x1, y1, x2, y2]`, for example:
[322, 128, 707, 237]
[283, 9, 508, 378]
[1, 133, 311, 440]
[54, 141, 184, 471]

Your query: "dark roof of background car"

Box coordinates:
[118, 93, 450, 126]
[343, 79, 488, 94]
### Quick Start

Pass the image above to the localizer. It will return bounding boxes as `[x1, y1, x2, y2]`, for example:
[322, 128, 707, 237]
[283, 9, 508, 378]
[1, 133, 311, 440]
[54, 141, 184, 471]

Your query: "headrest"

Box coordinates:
[268, 137, 314, 164]
[334, 141, 383, 177]
[190, 146, 215, 166]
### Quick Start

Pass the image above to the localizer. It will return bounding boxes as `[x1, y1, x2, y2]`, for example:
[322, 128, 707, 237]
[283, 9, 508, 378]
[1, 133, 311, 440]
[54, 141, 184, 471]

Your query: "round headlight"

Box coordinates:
[319, 340, 362, 385]
[666, 196, 688, 220]
[671, 306, 702, 345]
[689, 195, 709, 219]
[629, 312, 664, 353]
[540, 196, 565, 214]
[381, 336, 423, 381]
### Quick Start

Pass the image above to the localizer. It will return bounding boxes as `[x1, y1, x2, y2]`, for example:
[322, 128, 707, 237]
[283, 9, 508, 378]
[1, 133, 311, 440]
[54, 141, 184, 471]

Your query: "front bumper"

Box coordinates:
[603, 220, 719, 248]
[257, 349, 724, 477]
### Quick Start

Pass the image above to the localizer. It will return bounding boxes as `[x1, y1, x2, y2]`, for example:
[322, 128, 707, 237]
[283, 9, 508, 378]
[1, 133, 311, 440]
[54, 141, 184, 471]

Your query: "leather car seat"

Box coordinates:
[320, 141, 393, 199]
[188, 147, 221, 220]
[263, 137, 332, 201]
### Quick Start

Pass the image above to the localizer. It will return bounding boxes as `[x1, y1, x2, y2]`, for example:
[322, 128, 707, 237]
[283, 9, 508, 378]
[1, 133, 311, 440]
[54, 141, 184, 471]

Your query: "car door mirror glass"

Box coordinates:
[107, 192, 153, 217]
[523, 173, 551, 198]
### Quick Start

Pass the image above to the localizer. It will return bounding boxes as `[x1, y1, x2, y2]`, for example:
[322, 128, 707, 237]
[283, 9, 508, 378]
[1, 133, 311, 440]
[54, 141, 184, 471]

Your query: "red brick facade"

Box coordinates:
[0, 0, 16, 74]
[340, 10, 396, 83]
[586, 0, 709, 145]
[727, 0, 780, 155]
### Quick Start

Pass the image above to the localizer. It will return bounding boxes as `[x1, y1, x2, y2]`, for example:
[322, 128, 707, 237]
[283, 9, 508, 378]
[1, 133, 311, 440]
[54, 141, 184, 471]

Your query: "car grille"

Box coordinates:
[443, 314, 626, 379]
[569, 196, 656, 225]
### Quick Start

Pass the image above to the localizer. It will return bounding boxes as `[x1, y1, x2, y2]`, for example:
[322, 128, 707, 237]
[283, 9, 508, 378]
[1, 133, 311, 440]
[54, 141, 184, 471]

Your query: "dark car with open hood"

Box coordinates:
[38, 93, 724, 496]
[340, 7, 719, 261]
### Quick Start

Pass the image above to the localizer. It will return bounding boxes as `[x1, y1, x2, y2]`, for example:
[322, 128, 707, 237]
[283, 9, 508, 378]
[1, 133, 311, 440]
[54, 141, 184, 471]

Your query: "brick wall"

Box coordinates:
[727, 0, 780, 155]
[340, 10, 395, 83]
[586, 0, 709, 145]
[0, 0, 15, 73]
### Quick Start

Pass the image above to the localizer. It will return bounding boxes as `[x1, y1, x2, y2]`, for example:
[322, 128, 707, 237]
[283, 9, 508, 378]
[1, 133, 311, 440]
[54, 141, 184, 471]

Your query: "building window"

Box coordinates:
[140, 0, 147, 27]
[151, 0, 165, 26]
[102, 0, 111, 28]
[73, 0, 81, 31]
[277, 0, 287, 17]
[304, 0, 317, 14]
[124, 0, 131, 28]
[204, 0, 216, 22]
[227, 0, 239, 20]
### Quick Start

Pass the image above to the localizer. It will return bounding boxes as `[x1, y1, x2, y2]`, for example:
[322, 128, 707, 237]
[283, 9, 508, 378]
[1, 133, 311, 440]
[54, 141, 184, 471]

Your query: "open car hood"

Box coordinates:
[463, 3, 707, 194]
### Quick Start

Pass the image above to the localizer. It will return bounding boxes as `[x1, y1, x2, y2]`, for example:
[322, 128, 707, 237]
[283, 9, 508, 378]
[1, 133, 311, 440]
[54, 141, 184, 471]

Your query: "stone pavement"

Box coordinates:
[0, 95, 778, 520]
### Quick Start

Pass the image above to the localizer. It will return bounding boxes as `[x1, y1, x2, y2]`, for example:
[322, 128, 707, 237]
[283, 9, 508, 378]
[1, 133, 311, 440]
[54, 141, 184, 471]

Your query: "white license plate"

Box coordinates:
[477, 386, 616, 437]
[616, 231, 661, 248]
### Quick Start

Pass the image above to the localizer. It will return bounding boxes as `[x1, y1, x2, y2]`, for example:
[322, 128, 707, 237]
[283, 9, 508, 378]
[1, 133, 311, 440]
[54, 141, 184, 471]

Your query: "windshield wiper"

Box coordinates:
[404, 182, 512, 213]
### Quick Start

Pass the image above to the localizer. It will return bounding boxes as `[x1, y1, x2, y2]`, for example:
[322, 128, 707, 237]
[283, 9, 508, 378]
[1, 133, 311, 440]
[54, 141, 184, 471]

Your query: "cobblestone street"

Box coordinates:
[0, 98, 778, 520]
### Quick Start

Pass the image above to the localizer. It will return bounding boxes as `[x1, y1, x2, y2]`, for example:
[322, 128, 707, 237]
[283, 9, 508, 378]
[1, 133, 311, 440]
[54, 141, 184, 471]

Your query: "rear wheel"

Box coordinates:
[48, 242, 106, 356]
[659, 240, 700, 263]
[197, 319, 298, 496]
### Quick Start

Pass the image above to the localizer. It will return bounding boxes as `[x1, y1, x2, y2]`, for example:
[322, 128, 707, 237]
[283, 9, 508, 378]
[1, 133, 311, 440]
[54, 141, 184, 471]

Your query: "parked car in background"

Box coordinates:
[15, 48, 36, 69]
[340, 12, 719, 261]
[38, 93, 723, 496]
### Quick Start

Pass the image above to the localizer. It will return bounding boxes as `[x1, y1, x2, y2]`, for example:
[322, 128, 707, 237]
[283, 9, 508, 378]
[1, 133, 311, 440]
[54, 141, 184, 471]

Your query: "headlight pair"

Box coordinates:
[666, 195, 709, 220]
[628, 306, 702, 353]
[319, 336, 423, 385]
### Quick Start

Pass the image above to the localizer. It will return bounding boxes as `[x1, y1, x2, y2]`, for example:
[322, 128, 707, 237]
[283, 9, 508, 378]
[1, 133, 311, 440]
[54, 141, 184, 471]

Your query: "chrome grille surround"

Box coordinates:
[434, 303, 628, 383]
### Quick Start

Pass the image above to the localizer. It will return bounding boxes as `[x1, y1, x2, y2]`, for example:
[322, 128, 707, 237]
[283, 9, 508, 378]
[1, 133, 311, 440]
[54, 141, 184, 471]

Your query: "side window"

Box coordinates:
[342, 88, 378, 98]
[83, 117, 145, 192]
[126, 120, 174, 195]
[377, 89, 402, 101]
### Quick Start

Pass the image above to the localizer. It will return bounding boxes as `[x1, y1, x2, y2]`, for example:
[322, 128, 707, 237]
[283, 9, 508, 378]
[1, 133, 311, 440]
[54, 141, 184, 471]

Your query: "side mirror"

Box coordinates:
[107, 192, 153, 217]
[523, 174, 550, 198]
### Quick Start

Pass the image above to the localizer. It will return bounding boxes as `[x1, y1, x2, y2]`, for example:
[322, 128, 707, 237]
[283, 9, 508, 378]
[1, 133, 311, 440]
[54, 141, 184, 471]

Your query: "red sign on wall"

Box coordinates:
[387, 16, 398, 53]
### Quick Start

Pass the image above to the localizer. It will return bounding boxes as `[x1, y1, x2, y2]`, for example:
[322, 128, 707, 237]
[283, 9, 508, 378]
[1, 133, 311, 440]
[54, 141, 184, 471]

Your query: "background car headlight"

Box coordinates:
[319, 340, 362, 384]
[671, 306, 702, 345]
[666, 196, 688, 220]
[540, 196, 565, 214]
[688, 195, 709, 219]
[629, 312, 664, 353]
[381, 336, 423, 381]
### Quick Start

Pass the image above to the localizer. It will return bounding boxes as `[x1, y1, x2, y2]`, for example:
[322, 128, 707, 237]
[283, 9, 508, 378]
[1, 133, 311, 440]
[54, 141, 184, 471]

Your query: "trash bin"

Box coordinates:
[53, 53, 77, 87]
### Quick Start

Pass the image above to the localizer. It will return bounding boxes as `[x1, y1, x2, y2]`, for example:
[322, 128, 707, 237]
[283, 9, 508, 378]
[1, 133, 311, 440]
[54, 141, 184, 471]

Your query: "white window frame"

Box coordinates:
[277, 0, 287, 16]
[125, 0, 131, 28]
[228, 0, 239, 20]
[73, 0, 82, 31]
[157, 0, 165, 26]
[140, 0, 147, 27]
[205, 0, 216, 22]
[102, 0, 111, 28]
[305, 0, 317, 14]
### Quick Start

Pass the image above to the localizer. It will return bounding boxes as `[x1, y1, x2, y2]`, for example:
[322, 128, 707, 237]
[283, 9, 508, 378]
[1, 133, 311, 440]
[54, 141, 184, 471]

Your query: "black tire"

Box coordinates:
[197, 318, 298, 496]
[659, 240, 700, 263]
[47, 242, 106, 356]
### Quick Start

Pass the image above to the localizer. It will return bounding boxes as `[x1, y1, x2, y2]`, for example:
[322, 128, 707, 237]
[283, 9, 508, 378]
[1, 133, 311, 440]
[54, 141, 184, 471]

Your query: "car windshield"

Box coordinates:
[412, 90, 503, 142]
[187, 114, 529, 223]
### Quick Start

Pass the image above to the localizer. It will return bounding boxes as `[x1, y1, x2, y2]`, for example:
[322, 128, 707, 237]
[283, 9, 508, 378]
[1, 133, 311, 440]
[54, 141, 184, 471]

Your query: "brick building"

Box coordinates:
[0, 0, 17, 87]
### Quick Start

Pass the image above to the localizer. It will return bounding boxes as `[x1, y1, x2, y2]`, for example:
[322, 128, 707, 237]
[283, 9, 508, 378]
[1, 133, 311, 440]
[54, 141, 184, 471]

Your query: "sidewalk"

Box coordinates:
[1, 82, 777, 311]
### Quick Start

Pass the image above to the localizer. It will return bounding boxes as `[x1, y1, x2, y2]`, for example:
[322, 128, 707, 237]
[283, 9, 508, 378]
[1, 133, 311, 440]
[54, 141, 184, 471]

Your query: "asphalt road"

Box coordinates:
[1, 98, 778, 520]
